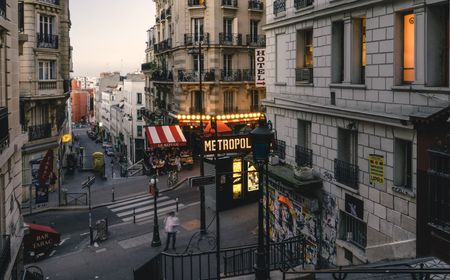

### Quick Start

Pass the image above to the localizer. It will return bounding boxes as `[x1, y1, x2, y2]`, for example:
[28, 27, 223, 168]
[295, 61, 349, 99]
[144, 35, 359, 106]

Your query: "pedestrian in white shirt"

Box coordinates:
[163, 211, 180, 251]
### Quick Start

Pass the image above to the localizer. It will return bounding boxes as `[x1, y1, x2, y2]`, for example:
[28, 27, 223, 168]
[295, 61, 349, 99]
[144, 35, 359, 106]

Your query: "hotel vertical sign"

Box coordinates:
[255, 49, 266, 87]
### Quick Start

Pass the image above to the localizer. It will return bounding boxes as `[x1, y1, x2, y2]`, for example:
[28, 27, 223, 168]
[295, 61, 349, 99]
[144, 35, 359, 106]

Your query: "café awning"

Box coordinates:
[145, 125, 187, 148]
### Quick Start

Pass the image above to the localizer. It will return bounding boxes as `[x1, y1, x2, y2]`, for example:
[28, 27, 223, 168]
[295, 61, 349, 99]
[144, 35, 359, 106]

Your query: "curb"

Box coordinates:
[23, 175, 196, 216]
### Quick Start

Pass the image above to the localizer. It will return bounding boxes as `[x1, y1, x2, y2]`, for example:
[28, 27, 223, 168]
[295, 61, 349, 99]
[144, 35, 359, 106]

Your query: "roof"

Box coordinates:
[27, 223, 59, 234]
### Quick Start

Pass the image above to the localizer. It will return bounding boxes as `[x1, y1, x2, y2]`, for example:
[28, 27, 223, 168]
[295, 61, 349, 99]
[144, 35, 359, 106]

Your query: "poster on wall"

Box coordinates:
[247, 162, 258, 192]
[369, 154, 384, 185]
[232, 158, 242, 199]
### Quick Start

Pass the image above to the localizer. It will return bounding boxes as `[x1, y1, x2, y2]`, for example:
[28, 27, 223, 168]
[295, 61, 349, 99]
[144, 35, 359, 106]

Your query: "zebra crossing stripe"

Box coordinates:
[122, 204, 179, 222]
[109, 196, 171, 212]
[116, 199, 177, 217]
[107, 194, 150, 209]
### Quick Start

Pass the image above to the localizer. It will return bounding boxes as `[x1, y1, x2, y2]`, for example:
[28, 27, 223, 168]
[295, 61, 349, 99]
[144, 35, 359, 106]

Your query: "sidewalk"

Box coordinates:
[23, 127, 200, 215]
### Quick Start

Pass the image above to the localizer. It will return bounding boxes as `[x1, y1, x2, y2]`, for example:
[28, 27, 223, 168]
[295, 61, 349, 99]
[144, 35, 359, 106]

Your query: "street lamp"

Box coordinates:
[250, 119, 274, 280]
[150, 175, 162, 247]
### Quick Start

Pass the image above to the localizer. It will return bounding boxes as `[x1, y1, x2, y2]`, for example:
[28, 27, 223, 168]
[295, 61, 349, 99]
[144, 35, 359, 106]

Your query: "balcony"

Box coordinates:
[166, 7, 172, 18]
[219, 33, 242, 46]
[220, 70, 242, 82]
[295, 145, 312, 167]
[296, 68, 313, 83]
[178, 69, 215, 82]
[334, 159, 359, 189]
[273, 139, 286, 160]
[242, 69, 255, 81]
[246, 35, 266, 47]
[0, 236, 11, 280]
[221, 0, 237, 8]
[0, 107, 9, 153]
[188, 0, 206, 7]
[294, 0, 313, 10]
[36, 33, 59, 49]
[273, 0, 286, 14]
[152, 70, 173, 82]
[142, 62, 156, 72]
[248, 0, 263, 11]
[38, 0, 60, 5]
[160, 10, 166, 21]
[0, 0, 6, 18]
[38, 80, 57, 90]
[29, 123, 52, 141]
[184, 33, 209, 46]
[155, 39, 172, 54]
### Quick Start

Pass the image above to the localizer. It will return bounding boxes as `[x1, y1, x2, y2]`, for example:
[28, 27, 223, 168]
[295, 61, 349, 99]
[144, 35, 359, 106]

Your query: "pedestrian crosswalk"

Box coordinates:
[107, 194, 184, 223]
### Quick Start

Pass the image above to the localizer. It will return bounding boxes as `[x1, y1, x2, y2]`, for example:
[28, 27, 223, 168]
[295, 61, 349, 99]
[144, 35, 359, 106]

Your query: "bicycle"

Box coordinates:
[167, 170, 179, 187]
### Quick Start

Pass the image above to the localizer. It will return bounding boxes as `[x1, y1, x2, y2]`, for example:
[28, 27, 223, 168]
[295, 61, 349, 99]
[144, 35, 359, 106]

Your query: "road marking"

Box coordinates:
[116, 200, 179, 217]
[59, 238, 70, 246]
[109, 196, 171, 212]
[122, 205, 178, 222]
[80, 232, 89, 236]
[95, 248, 107, 253]
[107, 194, 151, 209]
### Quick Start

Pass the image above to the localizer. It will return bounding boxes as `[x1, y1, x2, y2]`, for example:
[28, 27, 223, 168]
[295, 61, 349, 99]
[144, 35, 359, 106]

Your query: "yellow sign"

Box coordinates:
[61, 134, 72, 143]
[369, 154, 384, 185]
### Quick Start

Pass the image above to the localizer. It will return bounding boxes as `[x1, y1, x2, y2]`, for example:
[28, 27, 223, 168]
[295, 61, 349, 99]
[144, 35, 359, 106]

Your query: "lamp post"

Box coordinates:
[250, 119, 274, 280]
[150, 175, 162, 247]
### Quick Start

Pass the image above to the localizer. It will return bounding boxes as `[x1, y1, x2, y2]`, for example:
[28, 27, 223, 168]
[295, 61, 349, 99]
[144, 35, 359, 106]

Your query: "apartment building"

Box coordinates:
[264, 0, 450, 266]
[95, 72, 121, 125]
[0, 1, 26, 279]
[142, 0, 267, 123]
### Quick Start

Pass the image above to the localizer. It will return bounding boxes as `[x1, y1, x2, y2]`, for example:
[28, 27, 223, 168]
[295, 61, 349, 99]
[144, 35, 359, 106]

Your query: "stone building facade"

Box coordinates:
[19, 0, 72, 202]
[0, 1, 26, 279]
[264, 0, 450, 266]
[142, 0, 267, 122]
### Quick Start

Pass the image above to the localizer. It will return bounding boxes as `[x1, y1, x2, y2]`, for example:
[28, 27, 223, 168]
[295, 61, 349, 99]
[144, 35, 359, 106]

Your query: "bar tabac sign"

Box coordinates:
[202, 135, 252, 155]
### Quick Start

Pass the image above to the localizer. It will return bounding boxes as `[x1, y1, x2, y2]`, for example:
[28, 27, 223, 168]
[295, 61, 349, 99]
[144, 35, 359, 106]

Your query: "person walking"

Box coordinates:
[163, 211, 180, 251]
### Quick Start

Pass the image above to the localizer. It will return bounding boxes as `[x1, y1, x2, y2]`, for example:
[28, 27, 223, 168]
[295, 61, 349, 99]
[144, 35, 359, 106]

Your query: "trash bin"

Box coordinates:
[95, 218, 108, 241]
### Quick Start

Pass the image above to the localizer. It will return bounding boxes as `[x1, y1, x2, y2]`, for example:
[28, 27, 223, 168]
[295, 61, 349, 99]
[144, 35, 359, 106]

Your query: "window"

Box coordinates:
[360, 18, 366, 84]
[193, 54, 204, 72]
[276, 34, 288, 83]
[192, 18, 204, 42]
[340, 211, 367, 249]
[38, 60, 56, 80]
[191, 90, 204, 113]
[250, 20, 258, 41]
[137, 110, 142, 120]
[39, 14, 54, 35]
[335, 128, 359, 189]
[250, 89, 259, 111]
[297, 120, 311, 149]
[403, 13, 415, 83]
[223, 91, 234, 113]
[427, 3, 449, 87]
[394, 138, 412, 189]
[137, 125, 142, 137]
[137, 93, 142, 105]
[332, 21, 344, 83]
[296, 29, 314, 83]
[223, 18, 233, 36]
[223, 54, 232, 74]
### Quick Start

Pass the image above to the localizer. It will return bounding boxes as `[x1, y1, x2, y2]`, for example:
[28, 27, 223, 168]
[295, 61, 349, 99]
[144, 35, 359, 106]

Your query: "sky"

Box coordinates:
[70, 0, 155, 77]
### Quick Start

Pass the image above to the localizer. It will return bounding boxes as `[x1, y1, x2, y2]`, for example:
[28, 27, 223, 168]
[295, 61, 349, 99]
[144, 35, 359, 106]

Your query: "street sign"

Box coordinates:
[82, 176, 95, 189]
[190, 175, 215, 188]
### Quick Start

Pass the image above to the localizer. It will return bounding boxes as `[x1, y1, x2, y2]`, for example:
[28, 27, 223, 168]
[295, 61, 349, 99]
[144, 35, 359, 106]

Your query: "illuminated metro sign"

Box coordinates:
[202, 135, 252, 155]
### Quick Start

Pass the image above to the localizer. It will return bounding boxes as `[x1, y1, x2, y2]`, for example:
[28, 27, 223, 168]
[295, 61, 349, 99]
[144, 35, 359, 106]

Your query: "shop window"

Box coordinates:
[394, 138, 412, 189]
[402, 13, 415, 83]
[332, 21, 344, 83]
[232, 158, 242, 199]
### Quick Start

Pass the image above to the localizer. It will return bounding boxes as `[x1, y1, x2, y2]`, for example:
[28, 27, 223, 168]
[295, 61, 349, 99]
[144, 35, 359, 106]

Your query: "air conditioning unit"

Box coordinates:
[269, 155, 279, 166]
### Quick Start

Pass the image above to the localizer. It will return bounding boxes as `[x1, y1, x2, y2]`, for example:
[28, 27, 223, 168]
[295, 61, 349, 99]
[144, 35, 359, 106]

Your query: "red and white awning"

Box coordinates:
[145, 125, 187, 148]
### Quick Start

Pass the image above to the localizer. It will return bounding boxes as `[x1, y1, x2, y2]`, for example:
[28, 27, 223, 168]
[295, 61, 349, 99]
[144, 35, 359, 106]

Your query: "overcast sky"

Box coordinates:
[70, 0, 155, 77]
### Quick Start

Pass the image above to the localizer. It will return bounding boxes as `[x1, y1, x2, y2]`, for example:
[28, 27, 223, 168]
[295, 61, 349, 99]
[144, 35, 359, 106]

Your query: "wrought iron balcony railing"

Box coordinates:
[219, 33, 242, 46]
[334, 158, 359, 189]
[294, 0, 313, 9]
[152, 70, 173, 82]
[248, 0, 263, 10]
[178, 69, 216, 82]
[38, 0, 60, 5]
[29, 123, 52, 141]
[36, 33, 59, 49]
[0, 235, 11, 280]
[246, 35, 266, 47]
[221, 0, 237, 8]
[38, 81, 57, 90]
[184, 33, 210, 46]
[0, 0, 6, 19]
[273, 0, 286, 14]
[188, 0, 206, 7]
[0, 107, 9, 153]
[155, 39, 172, 53]
[242, 69, 255, 81]
[295, 145, 312, 167]
[273, 139, 286, 160]
[141, 62, 154, 72]
[220, 69, 242, 81]
[296, 67, 313, 83]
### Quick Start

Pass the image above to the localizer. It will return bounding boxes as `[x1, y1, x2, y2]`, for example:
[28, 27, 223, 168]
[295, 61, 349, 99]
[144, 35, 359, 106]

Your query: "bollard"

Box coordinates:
[112, 187, 115, 202]
[176, 197, 179, 212]
[133, 207, 136, 224]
